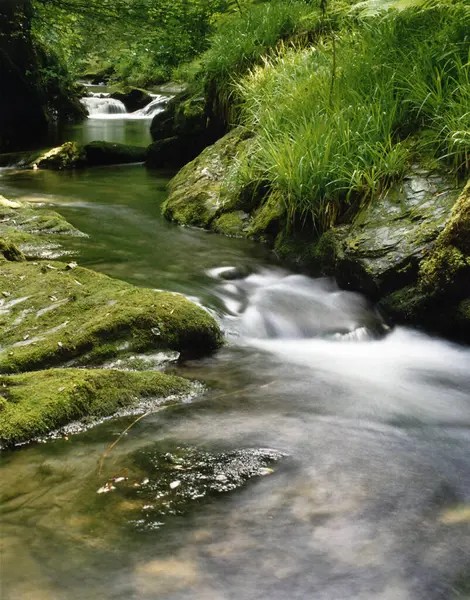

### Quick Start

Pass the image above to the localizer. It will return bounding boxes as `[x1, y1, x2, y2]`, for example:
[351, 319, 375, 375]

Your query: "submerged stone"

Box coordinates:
[0, 368, 191, 447]
[84, 141, 146, 166]
[118, 446, 286, 526]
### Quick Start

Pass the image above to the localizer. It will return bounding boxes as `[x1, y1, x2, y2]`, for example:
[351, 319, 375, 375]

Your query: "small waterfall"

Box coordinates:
[131, 95, 170, 117]
[81, 97, 127, 115]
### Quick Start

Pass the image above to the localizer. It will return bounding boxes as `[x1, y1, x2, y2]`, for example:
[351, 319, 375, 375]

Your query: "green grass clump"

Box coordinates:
[232, 3, 470, 232]
[200, 0, 324, 125]
[0, 368, 191, 446]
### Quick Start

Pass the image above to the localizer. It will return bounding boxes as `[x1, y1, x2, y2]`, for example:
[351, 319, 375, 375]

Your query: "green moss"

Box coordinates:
[0, 199, 85, 260]
[419, 180, 470, 296]
[0, 368, 191, 446]
[212, 211, 249, 237]
[162, 128, 253, 228]
[35, 142, 86, 170]
[0, 238, 24, 262]
[0, 260, 222, 373]
[248, 192, 285, 238]
[84, 141, 146, 166]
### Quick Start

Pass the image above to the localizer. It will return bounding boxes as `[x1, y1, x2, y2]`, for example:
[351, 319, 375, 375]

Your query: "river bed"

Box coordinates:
[1, 124, 470, 599]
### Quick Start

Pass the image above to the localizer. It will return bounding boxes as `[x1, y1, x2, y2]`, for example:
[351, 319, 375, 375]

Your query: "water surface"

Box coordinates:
[1, 156, 469, 599]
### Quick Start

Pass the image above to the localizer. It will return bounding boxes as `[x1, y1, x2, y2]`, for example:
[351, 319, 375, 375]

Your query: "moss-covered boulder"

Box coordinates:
[84, 141, 146, 166]
[0, 260, 222, 373]
[0, 368, 191, 446]
[375, 179, 470, 340]
[162, 128, 255, 227]
[34, 142, 86, 170]
[109, 87, 152, 112]
[0, 197, 85, 260]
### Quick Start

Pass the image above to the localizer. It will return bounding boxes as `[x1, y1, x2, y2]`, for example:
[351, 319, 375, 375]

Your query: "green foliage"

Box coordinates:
[199, 0, 324, 124]
[32, 0, 233, 86]
[231, 3, 470, 232]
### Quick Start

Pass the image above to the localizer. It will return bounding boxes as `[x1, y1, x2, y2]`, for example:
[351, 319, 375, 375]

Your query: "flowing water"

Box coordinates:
[1, 123, 470, 598]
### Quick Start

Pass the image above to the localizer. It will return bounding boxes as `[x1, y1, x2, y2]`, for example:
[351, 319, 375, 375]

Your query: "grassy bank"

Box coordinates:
[174, 0, 469, 234]
[230, 3, 470, 232]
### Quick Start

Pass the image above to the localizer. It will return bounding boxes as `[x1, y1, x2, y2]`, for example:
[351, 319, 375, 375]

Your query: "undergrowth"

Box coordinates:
[229, 3, 470, 232]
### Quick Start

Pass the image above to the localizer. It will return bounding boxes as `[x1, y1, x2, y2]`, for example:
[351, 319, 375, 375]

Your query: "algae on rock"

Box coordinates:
[0, 368, 191, 446]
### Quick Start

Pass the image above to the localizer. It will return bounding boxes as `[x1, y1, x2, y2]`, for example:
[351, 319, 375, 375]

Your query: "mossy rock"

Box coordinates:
[418, 179, 470, 299]
[84, 141, 146, 166]
[0, 198, 85, 260]
[162, 128, 254, 228]
[109, 87, 152, 112]
[312, 173, 461, 299]
[378, 286, 470, 342]
[0, 368, 191, 446]
[213, 211, 251, 237]
[0, 238, 24, 262]
[34, 142, 86, 170]
[0, 260, 222, 373]
[248, 192, 285, 239]
[147, 91, 215, 169]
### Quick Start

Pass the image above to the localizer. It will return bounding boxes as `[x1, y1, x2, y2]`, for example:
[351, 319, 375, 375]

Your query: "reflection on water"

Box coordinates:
[0, 165, 469, 600]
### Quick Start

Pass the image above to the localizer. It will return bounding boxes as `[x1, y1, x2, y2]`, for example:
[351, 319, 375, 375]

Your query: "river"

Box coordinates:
[0, 106, 469, 600]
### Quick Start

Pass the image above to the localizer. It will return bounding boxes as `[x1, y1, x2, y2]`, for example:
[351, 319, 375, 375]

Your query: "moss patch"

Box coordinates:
[248, 192, 285, 239]
[0, 260, 222, 373]
[0, 368, 191, 446]
[84, 141, 146, 166]
[419, 179, 470, 297]
[0, 198, 85, 260]
[212, 211, 250, 237]
[34, 142, 86, 170]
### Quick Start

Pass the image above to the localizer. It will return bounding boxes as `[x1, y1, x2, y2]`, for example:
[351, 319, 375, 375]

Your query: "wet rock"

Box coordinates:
[147, 92, 215, 168]
[0, 197, 85, 260]
[312, 173, 461, 299]
[127, 446, 286, 524]
[376, 180, 470, 340]
[109, 87, 151, 112]
[162, 128, 255, 227]
[34, 142, 86, 170]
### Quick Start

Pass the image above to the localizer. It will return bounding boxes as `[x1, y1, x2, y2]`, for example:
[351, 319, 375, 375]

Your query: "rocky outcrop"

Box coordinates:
[161, 125, 470, 339]
[311, 173, 460, 298]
